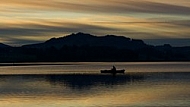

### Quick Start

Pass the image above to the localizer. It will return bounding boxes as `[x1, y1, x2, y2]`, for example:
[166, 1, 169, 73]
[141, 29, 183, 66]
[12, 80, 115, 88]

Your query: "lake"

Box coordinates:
[0, 62, 190, 107]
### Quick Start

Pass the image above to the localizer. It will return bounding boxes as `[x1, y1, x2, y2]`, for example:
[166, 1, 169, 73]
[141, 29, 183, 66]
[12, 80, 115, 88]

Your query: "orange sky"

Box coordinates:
[0, 0, 190, 46]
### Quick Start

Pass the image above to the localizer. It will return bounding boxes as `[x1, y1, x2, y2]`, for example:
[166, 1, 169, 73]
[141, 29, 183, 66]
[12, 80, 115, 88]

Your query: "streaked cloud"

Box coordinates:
[0, 0, 190, 46]
[0, 20, 118, 45]
[1, 0, 190, 15]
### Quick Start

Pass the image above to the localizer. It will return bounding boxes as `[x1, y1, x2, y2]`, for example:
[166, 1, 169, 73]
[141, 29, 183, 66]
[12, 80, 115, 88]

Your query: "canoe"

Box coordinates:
[100, 69, 125, 74]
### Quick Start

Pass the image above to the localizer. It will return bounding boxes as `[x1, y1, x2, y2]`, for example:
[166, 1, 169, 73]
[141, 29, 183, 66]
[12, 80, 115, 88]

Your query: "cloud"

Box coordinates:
[1, 0, 190, 15]
[118, 1, 190, 15]
[1, 0, 190, 46]
[0, 21, 117, 45]
[1, 18, 190, 46]
[0, 22, 116, 36]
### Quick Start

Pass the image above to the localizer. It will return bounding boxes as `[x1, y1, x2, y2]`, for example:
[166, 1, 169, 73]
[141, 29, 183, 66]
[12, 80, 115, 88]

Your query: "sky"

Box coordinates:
[0, 0, 190, 46]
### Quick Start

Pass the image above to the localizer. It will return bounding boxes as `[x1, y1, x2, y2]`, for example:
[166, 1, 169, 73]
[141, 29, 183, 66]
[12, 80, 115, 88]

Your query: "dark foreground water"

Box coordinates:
[0, 62, 190, 107]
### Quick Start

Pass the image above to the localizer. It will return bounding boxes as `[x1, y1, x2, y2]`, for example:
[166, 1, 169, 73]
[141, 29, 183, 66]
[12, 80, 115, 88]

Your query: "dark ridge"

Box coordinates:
[0, 43, 11, 48]
[0, 32, 190, 62]
[23, 32, 148, 50]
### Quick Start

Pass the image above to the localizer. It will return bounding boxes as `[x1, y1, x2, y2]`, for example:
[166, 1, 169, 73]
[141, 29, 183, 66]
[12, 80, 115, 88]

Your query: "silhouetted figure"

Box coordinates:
[111, 66, 116, 76]
[112, 66, 116, 71]
[100, 66, 125, 77]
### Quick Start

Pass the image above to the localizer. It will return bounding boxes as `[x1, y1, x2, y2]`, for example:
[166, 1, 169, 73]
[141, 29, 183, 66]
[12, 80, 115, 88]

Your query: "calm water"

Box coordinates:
[0, 62, 190, 107]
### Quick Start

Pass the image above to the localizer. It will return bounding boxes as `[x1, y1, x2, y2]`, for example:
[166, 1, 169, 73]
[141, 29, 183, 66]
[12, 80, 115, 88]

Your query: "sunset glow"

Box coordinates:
[0, 0, 190, 46]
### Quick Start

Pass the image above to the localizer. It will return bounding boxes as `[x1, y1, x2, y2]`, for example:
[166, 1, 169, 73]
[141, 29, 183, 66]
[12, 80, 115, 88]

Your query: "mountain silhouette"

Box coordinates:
[23, 32, 148, 50]
[0, 32, 190, 62]
[0, 43, 11, 48]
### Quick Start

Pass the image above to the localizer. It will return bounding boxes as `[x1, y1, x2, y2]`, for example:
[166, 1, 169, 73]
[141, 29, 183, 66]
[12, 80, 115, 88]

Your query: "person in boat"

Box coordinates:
[112, 66, 116, 71]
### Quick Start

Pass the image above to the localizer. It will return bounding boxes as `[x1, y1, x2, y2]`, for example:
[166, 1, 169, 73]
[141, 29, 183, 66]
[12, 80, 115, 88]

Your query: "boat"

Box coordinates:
[100, 69, 125, 74]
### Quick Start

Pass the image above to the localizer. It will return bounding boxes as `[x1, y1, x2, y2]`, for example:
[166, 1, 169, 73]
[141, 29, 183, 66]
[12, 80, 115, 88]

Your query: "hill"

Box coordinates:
[23, 32, 148, 50]
[0, 32, 190, 62]
[0, 43, 11, 48]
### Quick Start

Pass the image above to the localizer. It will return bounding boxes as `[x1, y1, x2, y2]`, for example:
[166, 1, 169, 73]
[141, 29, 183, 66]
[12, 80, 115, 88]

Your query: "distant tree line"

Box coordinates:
[0, 45, 190, 62]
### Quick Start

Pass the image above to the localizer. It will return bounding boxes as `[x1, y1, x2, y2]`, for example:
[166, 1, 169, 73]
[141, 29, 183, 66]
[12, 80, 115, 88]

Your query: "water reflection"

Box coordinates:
[0, 74, 145, 99]
[0, 73, 190, 107]
[46, 74, 144, 89]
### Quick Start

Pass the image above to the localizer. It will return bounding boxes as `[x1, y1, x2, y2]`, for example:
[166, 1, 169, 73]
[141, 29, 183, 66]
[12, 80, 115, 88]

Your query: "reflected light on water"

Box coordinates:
[0, 73, 189, 107]
[0, 62, 190, 107]
[0, 62, 190, 75]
